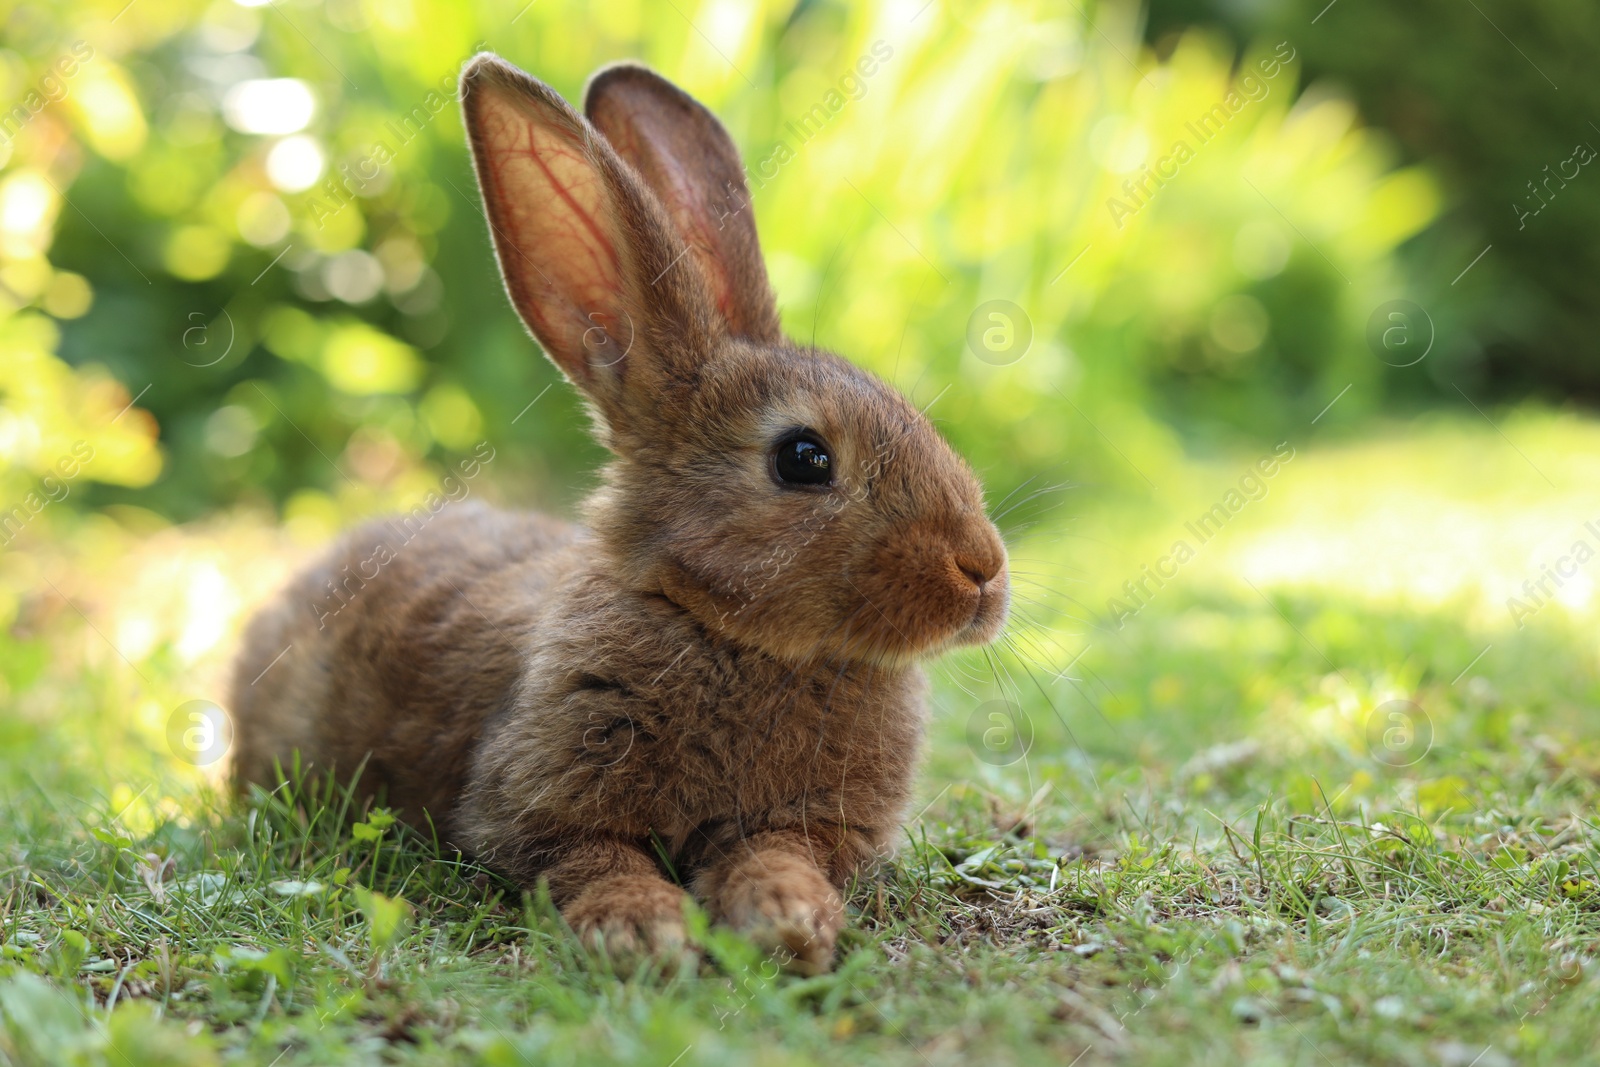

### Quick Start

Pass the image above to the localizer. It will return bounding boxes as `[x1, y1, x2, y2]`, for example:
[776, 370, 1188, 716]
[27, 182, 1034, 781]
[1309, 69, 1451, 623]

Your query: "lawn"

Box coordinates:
[2, 410, 1598, 1066]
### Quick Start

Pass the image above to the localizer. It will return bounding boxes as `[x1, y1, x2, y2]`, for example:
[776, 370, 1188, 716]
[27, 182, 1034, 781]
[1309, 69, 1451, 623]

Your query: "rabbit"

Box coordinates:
[229, 53, 1009, 973]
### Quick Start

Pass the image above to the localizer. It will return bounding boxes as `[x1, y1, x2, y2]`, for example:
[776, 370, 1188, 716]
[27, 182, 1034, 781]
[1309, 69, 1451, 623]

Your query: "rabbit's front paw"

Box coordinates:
[563, 875, 694, 963]
[717, 852, 844, 975]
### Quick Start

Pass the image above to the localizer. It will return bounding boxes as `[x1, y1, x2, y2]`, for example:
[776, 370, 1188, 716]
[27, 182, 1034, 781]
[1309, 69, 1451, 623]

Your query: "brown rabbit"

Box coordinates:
[230, 53, 1009, 973]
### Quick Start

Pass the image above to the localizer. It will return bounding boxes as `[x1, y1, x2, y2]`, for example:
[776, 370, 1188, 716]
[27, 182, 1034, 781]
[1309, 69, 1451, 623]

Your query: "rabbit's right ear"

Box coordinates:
[460, 54, 718, 436]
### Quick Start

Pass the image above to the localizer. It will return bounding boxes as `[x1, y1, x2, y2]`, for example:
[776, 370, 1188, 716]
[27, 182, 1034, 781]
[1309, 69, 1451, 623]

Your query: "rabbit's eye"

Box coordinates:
[772, 433, 833, 487]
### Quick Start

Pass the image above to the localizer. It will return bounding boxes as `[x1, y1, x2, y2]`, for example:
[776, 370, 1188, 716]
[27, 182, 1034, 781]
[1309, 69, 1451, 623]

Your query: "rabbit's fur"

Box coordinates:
[231, 54, 1009, 972]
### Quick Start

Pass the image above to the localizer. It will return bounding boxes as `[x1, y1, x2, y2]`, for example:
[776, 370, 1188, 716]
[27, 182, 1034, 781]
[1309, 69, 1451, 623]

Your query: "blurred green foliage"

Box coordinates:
[1, 0, 1442, 533]
[1145, 0, 1600, 400]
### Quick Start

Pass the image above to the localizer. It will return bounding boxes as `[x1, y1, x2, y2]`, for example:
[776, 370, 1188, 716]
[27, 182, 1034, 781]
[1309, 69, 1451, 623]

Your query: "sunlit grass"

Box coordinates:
[3, 412, 1599, 1065]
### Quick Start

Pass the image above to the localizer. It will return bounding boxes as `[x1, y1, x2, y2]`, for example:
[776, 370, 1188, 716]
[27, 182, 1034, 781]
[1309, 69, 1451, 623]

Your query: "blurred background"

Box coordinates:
[1, 0, 1596, 790]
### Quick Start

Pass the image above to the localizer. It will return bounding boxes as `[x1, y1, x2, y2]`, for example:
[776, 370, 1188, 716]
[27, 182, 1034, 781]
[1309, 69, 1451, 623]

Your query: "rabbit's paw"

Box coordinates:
[717, 852, 844, 975]
[563, 875, 695, 965]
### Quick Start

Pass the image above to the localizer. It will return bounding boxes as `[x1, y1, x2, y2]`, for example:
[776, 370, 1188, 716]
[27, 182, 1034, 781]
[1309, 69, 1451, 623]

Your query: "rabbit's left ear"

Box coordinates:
[585, 64, 782, 344]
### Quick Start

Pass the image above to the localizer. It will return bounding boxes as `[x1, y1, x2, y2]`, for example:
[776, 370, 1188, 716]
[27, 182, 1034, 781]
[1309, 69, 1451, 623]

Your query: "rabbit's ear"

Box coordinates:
[584, 63, 782, 344]
[461, 54, 717, 433]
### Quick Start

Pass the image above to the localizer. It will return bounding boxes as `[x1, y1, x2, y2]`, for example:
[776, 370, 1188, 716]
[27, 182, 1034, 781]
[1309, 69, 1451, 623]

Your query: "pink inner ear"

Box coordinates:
[605, 120, 743, 336]
[681, 200, 741, 331]
[650, 144, 740, 329]
[477, 97, 629, 379]
[646, 136, 745, 329]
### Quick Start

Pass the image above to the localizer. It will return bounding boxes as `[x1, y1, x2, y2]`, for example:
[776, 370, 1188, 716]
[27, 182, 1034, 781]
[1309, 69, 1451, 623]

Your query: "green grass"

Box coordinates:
[2, 412, 1599, 1066]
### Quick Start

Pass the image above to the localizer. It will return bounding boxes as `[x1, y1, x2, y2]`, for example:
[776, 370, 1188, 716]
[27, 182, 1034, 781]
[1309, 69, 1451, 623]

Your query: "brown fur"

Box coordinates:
[230, 54, 1009, 972]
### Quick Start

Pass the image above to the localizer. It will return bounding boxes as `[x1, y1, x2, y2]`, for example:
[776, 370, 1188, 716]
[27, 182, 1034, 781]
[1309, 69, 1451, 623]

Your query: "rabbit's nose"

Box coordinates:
[952, 519, 1007, 588]
[955, 558, 993, 588]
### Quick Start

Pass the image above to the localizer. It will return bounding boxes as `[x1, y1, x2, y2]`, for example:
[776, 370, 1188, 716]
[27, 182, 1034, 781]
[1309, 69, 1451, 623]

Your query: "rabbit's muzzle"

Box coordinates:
[857, 514, 1009, 660]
